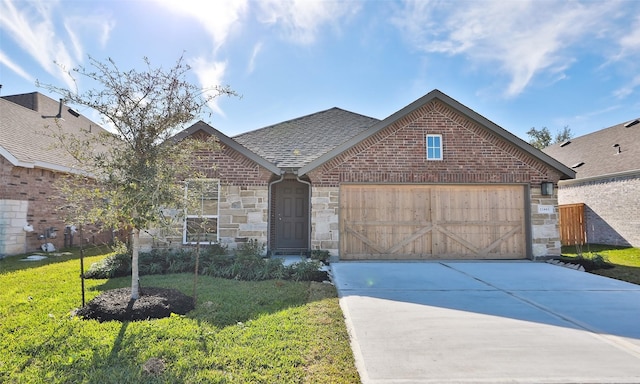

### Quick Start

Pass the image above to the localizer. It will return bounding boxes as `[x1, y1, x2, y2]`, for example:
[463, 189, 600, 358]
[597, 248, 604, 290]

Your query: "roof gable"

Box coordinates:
[172, 121, 281, 174]
[543, 117, 640, 179]
[298, 90, 575, 179]
[233, 107, 379, 170]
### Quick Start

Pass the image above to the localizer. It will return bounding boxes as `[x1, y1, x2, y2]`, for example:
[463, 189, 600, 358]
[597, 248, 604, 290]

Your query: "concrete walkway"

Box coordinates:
[332, 261, 640, 383]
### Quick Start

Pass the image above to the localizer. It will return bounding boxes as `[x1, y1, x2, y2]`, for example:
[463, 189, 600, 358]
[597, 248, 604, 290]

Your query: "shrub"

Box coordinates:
[310, 249, 330, 264]
[84, 239, 327, 282]
[236, 238, 265, 258]
[580, 252, 614, 271]
[563, 251, 614, 272]
[84, 252, 131, 278]
[287, 260, 325, 282]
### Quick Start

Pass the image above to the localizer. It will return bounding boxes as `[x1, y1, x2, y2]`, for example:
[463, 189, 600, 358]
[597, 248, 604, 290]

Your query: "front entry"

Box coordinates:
[272, 179, 310, 253]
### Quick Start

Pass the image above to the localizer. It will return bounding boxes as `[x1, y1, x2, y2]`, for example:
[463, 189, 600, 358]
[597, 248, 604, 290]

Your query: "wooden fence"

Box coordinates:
[558, 203, 586, 245]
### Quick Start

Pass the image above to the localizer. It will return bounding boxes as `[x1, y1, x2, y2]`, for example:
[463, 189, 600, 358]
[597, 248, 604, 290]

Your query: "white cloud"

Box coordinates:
[613, 74, 640, 99]
[617, 15, 640, 56]
[64, 16, 115, 61]
[257, 0, 360, 44]
[248, 42, 263, 74]
[190, 57, 228, 116]
[0, 0, 115, 90]
[0, 0, 74, 89]
[392, 0, 623, 97]
[0, 50, 33, 82]
[154, 0, 248, 118]
[154, 0, 248, 50]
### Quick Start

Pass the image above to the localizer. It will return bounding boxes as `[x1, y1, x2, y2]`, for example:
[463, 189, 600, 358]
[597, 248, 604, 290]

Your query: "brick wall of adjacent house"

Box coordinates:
[0, 156, 116, 257]
[558, 173, 640, 247]
[306, 100, 564, 258]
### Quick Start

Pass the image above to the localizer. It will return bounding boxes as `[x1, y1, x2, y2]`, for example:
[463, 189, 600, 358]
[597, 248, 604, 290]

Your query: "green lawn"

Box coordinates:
[561, 244, 640, 285]
[0, 247, 360, 383]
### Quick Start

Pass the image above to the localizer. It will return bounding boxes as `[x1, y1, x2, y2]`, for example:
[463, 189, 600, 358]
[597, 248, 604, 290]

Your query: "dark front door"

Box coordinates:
[274, 179, 309, 251]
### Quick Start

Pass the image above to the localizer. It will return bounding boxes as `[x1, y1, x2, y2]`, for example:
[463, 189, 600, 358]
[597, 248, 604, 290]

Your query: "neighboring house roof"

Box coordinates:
[0, 92, 108, 173]
[297, 90, 575, 179]
[171, 120, 281, 174]
[233, 107, 380, 169]
[543, 117, 640, 180]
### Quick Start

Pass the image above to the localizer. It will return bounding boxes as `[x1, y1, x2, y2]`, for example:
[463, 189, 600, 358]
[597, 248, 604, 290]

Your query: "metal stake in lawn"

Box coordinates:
[79, 225, 85, 307]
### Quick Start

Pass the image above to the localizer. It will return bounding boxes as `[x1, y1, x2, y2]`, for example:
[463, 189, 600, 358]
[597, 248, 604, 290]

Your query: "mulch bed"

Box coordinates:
[76, 287, 194, 322]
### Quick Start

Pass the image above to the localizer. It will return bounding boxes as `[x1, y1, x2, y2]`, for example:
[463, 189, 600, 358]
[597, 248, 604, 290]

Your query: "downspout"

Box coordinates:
[296, 174, 312, 255]
[268, 173, 285, 254]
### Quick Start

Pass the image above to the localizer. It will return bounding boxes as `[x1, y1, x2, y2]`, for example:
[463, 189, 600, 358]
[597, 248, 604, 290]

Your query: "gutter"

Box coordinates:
[296, 175, 312, 254]
[558, 169, 640, 187]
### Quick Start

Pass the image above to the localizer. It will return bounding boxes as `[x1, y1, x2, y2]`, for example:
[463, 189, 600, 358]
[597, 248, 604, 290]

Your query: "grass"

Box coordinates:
[561, 244, 640, 285]
[0, 246, 360, 383]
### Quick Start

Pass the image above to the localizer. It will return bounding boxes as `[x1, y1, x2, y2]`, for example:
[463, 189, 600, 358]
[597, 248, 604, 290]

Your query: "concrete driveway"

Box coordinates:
[332, 261, 640, 383]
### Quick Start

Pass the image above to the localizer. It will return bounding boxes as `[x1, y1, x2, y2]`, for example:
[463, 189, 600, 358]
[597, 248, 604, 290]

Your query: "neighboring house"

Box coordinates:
[0, 92, 113, 257]
[544, 118, 640, 247]
[166, 89, 574, 260]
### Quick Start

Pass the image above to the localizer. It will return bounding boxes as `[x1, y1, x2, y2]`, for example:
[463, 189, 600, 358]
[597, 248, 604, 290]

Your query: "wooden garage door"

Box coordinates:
[340, 184, 526, 260]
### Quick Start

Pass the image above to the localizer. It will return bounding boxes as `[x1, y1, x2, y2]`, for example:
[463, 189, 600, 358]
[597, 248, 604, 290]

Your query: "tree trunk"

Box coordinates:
[131, 228, 140, 300]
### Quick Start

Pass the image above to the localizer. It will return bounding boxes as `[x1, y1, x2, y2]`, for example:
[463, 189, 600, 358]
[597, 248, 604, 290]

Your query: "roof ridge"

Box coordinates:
[233, 107, 378, 138]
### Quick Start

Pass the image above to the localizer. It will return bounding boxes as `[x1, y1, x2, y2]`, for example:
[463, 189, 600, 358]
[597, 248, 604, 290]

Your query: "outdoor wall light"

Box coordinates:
[541, 181, 554, 196]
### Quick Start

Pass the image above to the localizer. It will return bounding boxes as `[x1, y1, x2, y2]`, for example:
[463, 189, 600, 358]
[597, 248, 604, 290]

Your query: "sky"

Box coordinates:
[1, 0, 639, 140]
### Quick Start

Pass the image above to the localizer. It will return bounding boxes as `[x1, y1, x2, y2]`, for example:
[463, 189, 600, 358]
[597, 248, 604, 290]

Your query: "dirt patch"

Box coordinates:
[76, 287, 194, 322]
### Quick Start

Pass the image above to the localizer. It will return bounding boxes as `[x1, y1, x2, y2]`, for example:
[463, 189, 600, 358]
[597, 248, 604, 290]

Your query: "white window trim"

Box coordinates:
[426, 134, 443, 161]
[183, 179, 220, 245]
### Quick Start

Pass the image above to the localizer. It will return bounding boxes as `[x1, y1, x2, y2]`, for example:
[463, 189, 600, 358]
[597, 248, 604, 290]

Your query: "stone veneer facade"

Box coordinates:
[217, 185, 269, 250]
[310, 187, 340, 254]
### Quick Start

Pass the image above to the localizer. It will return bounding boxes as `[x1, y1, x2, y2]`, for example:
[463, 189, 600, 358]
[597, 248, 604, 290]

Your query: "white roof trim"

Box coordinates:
[1, 146, 89, 176]
[0, 145, 31, 167]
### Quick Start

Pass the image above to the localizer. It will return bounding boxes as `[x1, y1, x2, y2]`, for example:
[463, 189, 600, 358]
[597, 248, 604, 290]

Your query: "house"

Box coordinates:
[0, 92, 114, 257]
[543, 118, 640, 247]
[167, 89, 574, 260]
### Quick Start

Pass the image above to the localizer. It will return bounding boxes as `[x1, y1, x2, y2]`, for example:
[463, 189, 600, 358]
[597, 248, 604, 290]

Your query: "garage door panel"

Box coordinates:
[340, 184, 526, 260]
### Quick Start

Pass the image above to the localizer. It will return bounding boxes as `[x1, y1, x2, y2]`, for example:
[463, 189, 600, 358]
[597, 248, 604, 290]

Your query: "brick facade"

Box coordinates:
[0, 156, 116, 257]
[306, 100, 564, 258]
[145, 98, 567, 259]
[308, 100, 562, 187]
[558, 172, 640, 247]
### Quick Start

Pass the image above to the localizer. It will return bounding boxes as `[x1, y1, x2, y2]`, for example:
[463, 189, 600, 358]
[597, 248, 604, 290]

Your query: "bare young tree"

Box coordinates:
[39, 55, 235, 299]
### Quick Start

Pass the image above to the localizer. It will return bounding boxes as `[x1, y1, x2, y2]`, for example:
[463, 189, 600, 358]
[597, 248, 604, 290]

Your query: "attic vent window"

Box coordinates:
[571, 161, 584, 168]
[68, 108, 79, 117]
[559, 140, 571, 147]
[624, 119, 639, 128]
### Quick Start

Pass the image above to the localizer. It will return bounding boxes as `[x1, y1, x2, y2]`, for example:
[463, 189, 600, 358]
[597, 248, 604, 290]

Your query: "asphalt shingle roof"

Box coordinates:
[233, 107, 380, 169]
[1, 92, 109, 172]
[543, 118, 640, 179]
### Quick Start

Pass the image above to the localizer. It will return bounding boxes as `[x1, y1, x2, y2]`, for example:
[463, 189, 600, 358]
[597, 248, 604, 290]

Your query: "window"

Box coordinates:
[184, 179, 219, 244]
[426, 134, 443, 160]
